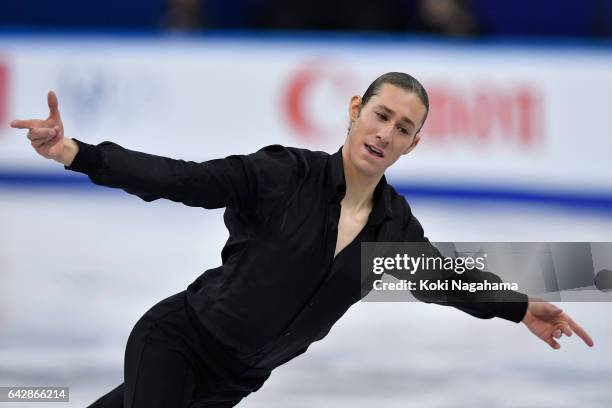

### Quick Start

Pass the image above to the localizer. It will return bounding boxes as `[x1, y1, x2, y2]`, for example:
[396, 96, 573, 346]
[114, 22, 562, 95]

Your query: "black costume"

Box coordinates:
[67, 140, 527, 407]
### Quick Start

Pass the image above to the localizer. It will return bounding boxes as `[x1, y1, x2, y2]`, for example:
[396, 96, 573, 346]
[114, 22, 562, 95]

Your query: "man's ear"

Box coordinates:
[403, 133, 422, 155]
[348, 95, 362, 123]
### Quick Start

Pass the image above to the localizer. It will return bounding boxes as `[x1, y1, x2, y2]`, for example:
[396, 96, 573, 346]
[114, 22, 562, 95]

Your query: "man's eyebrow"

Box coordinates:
[377, 105, 416, 128]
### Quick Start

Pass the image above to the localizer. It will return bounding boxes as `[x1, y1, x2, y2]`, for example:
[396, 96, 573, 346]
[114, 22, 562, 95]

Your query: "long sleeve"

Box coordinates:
[65, 139, 297, 213]
[393, 213, 528, 323]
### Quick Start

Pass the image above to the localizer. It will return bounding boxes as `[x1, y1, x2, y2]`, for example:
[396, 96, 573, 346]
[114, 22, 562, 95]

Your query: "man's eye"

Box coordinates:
[399, 127, 409, 135]
[375, 112, 387, 121]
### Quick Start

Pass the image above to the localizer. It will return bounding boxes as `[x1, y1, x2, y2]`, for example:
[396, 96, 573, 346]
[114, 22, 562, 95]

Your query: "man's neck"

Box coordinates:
[341, 145, 382, 213]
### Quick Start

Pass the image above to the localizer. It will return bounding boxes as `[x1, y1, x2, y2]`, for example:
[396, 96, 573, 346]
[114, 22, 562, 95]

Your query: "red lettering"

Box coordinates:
[516, 88, 538, 145]
[0, 63, 6, 128]
[449, 93, 471, 139]
[473, 91, 493, 140]
[285, 69, 318, 137]
[424, 87, 448, 141]
[496, 93, 514, 138]
[422, 83, 543, 148]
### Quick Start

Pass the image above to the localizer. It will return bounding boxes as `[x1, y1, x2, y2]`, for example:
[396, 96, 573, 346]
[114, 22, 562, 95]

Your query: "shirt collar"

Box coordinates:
[327, 146, 393, 226]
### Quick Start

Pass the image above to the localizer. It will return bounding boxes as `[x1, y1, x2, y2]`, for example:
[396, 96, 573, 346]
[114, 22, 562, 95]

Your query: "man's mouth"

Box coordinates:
[365, 143, 384, 158]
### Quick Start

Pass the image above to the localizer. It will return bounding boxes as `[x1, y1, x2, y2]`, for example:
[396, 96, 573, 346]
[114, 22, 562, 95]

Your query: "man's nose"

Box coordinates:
[376, 123, 393, 146]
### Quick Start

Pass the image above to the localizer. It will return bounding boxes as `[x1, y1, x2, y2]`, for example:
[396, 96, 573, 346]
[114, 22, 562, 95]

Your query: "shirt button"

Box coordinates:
[308, 302, 315, 307]
[283, 331, 292, 337]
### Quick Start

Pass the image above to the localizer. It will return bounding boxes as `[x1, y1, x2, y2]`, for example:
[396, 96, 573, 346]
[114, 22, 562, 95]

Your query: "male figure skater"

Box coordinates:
[11, 72, 594, 408]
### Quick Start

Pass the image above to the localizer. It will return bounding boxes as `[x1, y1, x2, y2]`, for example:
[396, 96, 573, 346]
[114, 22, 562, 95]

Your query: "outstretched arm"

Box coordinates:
[10, 91, 297, 211]
[396, 213, 594, 349]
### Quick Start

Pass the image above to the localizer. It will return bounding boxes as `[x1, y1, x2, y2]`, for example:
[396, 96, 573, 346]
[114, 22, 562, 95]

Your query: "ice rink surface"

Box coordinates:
[1, 188, 611, 407]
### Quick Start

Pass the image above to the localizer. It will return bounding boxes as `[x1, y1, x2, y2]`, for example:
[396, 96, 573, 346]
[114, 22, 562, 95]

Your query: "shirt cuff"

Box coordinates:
[494, 291, 529, 323]
[64, 138, 102, 174]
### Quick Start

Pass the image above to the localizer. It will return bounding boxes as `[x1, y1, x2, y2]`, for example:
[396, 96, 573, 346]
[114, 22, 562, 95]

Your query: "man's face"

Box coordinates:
[344, 83, 426, 177]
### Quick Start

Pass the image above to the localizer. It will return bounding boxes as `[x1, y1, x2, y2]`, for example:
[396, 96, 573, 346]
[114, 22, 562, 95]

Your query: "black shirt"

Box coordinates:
[66, 140, 528, 371]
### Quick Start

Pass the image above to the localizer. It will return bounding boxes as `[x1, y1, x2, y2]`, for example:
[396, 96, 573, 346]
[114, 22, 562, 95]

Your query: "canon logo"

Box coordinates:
[284, 62, 544, 149]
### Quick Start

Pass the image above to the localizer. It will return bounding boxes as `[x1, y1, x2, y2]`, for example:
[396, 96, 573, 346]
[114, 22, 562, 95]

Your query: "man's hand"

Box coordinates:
[522, 298, 594, 350]
[10, 91, 79, 166]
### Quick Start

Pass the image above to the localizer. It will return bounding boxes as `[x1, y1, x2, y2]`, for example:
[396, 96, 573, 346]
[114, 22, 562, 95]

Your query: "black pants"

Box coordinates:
[87, 292, 270, 408]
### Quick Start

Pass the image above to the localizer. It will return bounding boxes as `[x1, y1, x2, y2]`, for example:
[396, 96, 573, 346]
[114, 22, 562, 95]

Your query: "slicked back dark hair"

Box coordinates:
[360, 72, 429, 132]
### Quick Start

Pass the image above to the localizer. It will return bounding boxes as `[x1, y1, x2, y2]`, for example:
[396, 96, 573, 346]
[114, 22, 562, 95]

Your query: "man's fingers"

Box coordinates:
[48, 91, 60, 119]
[11, 91, 60, 129]
[31, 131, 60, 149]
[546, 337, 561, 350]
[31, 139, 46, 149]
[560, 324, 573, 337]
[27, 127, 56, 141]
[567, 317, 594, 347]
[10, 119, 46, 129]
[553, 329, 562, 339]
